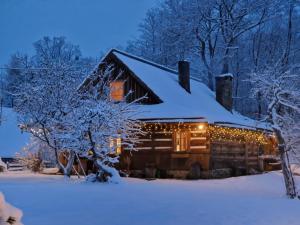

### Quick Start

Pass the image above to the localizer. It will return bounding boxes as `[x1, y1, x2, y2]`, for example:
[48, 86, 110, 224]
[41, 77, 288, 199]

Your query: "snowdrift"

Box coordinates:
[0, 193, 23, 225]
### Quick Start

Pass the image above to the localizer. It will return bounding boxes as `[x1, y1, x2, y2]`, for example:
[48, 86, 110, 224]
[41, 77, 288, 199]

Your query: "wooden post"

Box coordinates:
[245, 144, 249, 173]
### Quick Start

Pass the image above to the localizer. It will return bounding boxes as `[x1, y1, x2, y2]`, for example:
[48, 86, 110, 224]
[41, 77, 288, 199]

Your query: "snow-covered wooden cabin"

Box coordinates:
[81, 49, 279, 179]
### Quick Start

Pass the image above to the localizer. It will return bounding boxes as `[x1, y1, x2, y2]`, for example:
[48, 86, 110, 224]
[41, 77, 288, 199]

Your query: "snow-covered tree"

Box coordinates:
[58, 66, 144, 182]
[250, 0, 299, 198]
[8, 37, 95, 177]
[250, 64, 300, 198]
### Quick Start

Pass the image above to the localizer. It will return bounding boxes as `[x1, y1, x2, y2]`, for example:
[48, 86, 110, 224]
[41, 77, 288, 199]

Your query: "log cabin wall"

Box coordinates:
[209, 125, 276, 175]
[119, 122, 211, 178]
[210, 141, 261, 174]
[119, 123, 277, 179]
[59, 123, 277, 178]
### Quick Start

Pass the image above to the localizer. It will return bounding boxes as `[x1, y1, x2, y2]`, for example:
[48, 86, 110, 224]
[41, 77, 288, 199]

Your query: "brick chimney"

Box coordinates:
[215, 74, 233, 112]
[178, 61, 190, 93]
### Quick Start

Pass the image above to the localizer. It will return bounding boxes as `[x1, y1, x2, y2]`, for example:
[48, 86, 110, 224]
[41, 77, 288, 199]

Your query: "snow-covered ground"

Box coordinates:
[0, 172, 299, 225]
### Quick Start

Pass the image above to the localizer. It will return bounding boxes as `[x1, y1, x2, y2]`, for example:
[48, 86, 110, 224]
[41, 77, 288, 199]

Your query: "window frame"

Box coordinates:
[173, 130, 190, 152]
[109, 137, 122, 155]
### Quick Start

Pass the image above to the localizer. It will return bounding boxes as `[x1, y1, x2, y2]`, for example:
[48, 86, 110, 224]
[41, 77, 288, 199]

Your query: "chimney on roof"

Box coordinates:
[215, 73, 233, 112]
[178, 60, 190, 93]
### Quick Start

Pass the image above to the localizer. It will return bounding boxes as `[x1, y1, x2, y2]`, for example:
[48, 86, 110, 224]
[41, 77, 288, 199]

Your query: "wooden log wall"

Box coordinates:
[121, 122, 211, 172]
[208, 125, 272, 172]
[210, 141, 260, 172]
[119, 123, 276, 176]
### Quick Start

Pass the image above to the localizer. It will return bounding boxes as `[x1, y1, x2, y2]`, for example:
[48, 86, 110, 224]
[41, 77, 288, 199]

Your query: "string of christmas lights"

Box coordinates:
[142, 122, 270, 145]
[208, 125, 269, 145]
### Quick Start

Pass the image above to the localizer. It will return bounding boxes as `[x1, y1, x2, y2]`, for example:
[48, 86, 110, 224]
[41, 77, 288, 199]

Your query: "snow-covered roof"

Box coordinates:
[86, 49, 268, 130]
[109, 50, 269, 130]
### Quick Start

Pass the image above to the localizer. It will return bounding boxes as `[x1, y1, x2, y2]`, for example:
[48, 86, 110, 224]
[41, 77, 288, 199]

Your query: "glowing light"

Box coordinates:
[198, 124, 204, 130]
[142, 123, 268, 145]
[208, 125, 268, 145]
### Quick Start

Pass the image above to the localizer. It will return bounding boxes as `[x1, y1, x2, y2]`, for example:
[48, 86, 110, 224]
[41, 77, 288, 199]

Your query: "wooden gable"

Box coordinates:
[99, 51, 162, 104]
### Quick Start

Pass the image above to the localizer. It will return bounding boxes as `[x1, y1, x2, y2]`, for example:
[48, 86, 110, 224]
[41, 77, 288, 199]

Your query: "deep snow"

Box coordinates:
[0, 171, 299, 225]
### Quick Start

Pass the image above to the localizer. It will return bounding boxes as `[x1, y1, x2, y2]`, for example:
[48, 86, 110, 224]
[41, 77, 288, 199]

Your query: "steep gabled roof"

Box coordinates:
[84, 49, 269, 130]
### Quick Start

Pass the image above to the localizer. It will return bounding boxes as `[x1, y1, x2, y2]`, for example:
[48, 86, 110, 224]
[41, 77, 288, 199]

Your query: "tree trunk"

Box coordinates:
[207, 70, 214, 91]
[64, 151, 76, 177]
[87, 129, 113, 182]
[257, 91, 262, 120]
[92, 159, 113, 182]
[274, 128, 297, 198]
[54, 149, 75, 177]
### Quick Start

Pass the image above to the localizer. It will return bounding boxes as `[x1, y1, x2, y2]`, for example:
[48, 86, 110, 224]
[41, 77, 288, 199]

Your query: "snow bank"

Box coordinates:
[0, 172, 300, 225]
[0, 193, 23, 225]
[291, 164, 300, 176]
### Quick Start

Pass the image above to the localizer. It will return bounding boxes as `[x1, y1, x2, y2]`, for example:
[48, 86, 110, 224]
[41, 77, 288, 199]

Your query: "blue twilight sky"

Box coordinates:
[0, 0, 159, 156]
[0, 0, 160, 66]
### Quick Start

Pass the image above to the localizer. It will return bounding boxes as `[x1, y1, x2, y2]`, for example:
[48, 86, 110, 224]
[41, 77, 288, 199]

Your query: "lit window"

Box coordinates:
[110, 81, 124, 101]
[109, 137, 122, 155]
[174, 131, 189, 152]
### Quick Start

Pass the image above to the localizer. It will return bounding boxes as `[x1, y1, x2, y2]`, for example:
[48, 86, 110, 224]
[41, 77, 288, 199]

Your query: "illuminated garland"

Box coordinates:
[142, 123, 206, 137]
[142, 122, 270, 145]
[208, 125, 268, 145]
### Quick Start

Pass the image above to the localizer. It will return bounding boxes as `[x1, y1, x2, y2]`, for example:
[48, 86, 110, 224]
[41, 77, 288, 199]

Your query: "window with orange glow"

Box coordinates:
[109, 137, 122, 155]
[174, 131, 189, 152]
[110, 81, 124, 101]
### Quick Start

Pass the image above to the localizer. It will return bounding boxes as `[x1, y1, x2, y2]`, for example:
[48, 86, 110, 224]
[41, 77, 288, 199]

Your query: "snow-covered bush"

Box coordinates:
[16, 136, 57, 173]
[0, 193, 23, 225]
[16, 148, 43, 173]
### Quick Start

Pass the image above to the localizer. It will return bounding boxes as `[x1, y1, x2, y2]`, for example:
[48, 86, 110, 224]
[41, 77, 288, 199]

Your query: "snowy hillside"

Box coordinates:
[0, 107, 29, 157]
[0, 171, 299, 225]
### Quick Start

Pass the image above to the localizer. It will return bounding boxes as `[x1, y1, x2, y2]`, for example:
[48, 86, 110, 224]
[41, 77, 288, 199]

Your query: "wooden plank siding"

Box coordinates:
[100, 53, 162, 104]
[119, 122, 211, 174]
[118, 122, 278, 179]
[210, 141, 260, 172]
